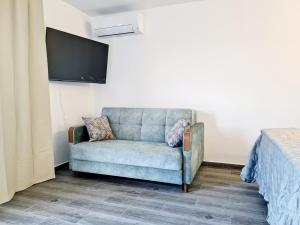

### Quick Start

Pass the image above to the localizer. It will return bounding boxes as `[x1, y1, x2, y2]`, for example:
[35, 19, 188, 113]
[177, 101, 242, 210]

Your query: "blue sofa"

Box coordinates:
[68, 107, 204, 192]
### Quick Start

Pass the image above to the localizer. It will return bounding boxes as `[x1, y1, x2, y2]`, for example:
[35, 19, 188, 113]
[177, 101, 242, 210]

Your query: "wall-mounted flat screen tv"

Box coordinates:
[46, 27, 109, 84]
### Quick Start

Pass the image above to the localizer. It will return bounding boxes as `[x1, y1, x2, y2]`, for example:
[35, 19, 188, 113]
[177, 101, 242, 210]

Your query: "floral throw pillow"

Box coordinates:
[82, 116, 115, 142]
[166, 119, 190, 147]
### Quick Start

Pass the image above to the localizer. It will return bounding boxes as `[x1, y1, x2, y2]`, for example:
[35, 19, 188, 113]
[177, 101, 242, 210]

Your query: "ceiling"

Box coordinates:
[63, 0, 202, 16]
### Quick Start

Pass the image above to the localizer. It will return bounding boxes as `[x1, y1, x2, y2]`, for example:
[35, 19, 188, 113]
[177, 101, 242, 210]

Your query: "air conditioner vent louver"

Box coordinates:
[95, 24, 135, 37]
[91, 13, 144, 38]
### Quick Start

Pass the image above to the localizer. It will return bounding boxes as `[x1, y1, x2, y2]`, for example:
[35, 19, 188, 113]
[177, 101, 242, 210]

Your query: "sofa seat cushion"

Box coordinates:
[71, 140, 182, 171]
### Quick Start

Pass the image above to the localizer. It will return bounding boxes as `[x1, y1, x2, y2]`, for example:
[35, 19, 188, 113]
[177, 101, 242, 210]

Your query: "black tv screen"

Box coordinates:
[46, 27, 108, 84]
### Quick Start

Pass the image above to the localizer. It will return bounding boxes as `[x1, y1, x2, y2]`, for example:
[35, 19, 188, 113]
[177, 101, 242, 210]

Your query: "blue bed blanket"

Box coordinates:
[241, 129, 300, 225]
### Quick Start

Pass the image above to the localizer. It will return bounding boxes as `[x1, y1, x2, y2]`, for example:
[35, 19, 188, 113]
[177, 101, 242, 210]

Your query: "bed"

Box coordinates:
[241, 129, 300, 225]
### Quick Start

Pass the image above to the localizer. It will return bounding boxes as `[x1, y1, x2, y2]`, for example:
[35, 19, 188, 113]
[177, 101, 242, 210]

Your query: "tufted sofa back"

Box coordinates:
[102, 107, 195, 143]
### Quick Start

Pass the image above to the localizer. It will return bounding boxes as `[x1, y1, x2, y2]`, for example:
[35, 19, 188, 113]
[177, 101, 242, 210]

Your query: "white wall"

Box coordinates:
[94, 0, 300, 164]
[43, 0, 300, 165]
[43, 0, 96, 166]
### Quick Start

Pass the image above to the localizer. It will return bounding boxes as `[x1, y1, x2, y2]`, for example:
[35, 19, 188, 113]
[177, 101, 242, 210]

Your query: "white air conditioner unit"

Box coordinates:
[91, 13, 144, 37]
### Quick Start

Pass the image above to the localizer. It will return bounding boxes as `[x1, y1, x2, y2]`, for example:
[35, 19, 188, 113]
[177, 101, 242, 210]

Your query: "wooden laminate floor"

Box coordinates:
[0, 165, 268, 225]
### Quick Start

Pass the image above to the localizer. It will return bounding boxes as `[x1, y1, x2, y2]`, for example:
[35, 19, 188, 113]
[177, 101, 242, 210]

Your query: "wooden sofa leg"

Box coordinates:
[183, 184, 189, 193]
[71, 171, 78, 176]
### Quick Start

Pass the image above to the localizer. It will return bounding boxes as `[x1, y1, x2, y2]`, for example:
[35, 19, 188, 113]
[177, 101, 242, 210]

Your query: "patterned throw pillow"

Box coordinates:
[166, 119, 190, 147]
[82, 116, 115, 142]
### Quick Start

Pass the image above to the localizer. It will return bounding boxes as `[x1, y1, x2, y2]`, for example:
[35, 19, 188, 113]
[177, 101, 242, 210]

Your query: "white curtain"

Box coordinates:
[0, 0, 55, 204]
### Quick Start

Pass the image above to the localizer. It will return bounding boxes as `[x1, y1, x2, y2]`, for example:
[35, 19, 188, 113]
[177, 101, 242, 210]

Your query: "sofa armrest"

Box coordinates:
[68, 126, 89, 144]
[182, 122, 204, 185]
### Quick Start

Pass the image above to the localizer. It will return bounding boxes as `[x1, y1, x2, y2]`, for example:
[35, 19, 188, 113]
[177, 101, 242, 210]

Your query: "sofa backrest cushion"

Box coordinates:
[101, 108, 195, 143]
